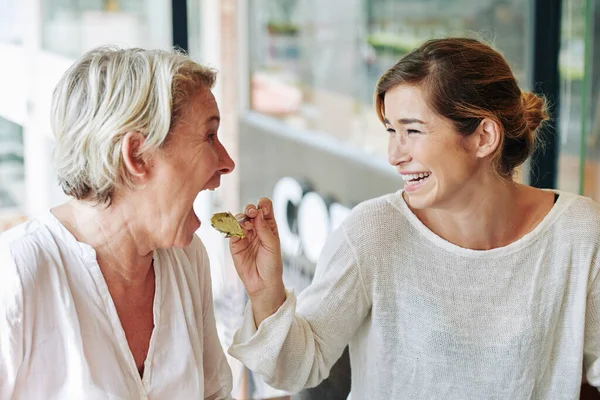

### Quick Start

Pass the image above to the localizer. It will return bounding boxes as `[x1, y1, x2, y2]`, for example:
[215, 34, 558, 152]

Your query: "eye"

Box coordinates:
[207, 132, 217, 142]
[406, 129, 421, 135]
[386, 127, 396, 135]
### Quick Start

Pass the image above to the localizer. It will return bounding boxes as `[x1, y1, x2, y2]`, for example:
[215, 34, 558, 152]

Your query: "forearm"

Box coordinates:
[229, 290, 343, 392]
[249, 282, 286, 327]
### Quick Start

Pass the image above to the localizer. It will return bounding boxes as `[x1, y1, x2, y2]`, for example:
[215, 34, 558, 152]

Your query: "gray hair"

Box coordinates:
[50, 46, 217, 204]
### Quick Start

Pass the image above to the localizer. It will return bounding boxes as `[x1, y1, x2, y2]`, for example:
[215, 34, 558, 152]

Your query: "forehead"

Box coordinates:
[185, 86, 220, 123]
[383, 84, 433, 121]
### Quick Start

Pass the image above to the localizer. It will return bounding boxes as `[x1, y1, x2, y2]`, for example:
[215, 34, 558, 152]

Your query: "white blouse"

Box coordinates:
[0, 212, 232, 400]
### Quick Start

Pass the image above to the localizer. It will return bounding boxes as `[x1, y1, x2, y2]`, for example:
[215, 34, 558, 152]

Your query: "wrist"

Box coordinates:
[249, 283, 286, 326]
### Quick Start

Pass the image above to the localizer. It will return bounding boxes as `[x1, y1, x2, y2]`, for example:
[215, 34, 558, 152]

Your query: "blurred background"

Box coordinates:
[0, 0, 598, 399]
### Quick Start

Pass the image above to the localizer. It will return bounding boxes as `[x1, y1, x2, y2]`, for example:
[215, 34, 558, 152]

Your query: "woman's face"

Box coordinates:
[148, 86, 234, 247]
[384, 84, 482, 210]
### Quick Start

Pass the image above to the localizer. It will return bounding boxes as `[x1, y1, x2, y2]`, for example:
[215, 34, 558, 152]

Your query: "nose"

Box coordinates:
[387, 132, 410, 166]
[217, 141, 235, 174]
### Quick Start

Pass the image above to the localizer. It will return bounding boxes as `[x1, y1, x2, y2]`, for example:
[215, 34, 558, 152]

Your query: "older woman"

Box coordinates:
[0, 47, 234, 399]
[227, 38, 600, 399]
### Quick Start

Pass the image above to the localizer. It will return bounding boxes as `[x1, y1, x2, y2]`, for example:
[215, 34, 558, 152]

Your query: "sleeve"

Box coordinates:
[584, 229, 600, 388]
[580, 199, 600, 388]
[194, 238, 234, 400]
[0, 240, 24, 399]
[228, 226, 371, 393]
[585, 256, 600, 387]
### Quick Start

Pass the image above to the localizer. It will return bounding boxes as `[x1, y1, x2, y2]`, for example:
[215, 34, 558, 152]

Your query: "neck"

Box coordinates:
[54, 198, 155, 291]
[413, 178, 532, 250]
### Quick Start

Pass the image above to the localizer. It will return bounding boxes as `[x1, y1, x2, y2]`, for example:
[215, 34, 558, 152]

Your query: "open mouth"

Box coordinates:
[402, 172, 431, 187]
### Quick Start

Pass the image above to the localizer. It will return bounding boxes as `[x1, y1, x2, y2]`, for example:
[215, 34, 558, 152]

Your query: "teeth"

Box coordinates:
[401, 172, 431, 181]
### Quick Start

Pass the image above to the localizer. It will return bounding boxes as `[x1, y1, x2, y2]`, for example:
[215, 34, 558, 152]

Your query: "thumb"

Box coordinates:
[255, 208, 278, 251]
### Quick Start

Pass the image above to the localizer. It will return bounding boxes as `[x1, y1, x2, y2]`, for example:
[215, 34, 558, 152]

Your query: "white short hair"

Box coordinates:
[50, 46, 217, 204]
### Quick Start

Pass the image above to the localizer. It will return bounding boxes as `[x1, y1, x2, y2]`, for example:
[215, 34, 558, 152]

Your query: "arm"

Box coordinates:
[228, 200, 370, 392]
[584, 260, 600, 389]
[195, 240, 234, 400]
[0, 241, 24, 399]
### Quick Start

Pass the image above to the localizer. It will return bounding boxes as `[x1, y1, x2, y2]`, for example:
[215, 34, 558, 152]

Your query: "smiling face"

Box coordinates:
[384, 84, 482, 210]
[147, 86, 234, 247]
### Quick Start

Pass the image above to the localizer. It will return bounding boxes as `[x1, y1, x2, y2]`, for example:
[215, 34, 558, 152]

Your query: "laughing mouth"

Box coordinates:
[401, 172, 431, 186]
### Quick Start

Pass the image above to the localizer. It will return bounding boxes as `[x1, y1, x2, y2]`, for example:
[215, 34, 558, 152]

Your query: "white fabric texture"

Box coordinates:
[229, 190, 600, 399]
[0, 212, 233, 400]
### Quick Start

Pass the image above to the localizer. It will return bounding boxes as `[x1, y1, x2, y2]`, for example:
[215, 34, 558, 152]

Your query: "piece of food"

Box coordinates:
[210, 212, 246, 238]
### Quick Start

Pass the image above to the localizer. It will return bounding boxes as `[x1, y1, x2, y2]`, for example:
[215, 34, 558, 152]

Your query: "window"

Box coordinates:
[248, 0, 533, 159]
[557, 0, 600, 200]
[0, 1, 24, 44]
[41, 0, 172, 57]
[583, 0, 600, 199]
[0, 117, 26, 231]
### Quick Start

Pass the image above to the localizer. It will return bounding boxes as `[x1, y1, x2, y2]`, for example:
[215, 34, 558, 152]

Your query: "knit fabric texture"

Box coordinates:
[229, 190, 600, 399]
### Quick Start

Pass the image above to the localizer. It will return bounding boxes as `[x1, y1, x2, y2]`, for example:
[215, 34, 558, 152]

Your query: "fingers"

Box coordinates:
[257, 197, 279, 236]
[253, 208, 279, 251]
[257, 197, 273, 217]
[240, 198, 273, 221]
[237, 198, 279, 239]
[243, 204, 259, 218]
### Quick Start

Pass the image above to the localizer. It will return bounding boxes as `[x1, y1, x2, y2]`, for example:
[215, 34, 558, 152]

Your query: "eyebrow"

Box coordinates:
[383, 118, 426, 125]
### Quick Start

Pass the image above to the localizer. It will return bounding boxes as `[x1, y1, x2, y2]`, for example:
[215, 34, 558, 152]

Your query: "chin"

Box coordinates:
[404, 193, 428, 210]
[403, 186, 439, 210]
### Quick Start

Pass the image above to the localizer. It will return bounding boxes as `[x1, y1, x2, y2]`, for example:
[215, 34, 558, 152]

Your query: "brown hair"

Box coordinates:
[375, 38, 549, 178]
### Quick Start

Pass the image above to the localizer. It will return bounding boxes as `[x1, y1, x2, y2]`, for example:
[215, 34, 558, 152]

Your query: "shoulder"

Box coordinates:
[342, 191, 412, 246]
[345, 191, 406, 225]
[546, 192, 600, 282]
[558, 191, 600, 219]
[553, 191, 600, 239]
[0, 218, 51, 318]
[553, 193, 600, 289]
[0, 217, 60, 283]
[1, 217, 49, 256]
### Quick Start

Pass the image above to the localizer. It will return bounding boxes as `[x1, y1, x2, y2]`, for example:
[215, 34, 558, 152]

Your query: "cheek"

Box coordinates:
[387, 138, 395, 163]
[189, 151, 218, 185]
[189, 148, 217, 172]
[437, 152, 475, 182]
[203, 150, 219, 173]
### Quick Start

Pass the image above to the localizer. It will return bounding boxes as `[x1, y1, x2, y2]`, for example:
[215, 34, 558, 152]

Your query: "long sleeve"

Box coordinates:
[584, 258, 600, 388]
[228, 227, 371, 392]
[0, 241, 23, 399]
[196, 239, 234, 400]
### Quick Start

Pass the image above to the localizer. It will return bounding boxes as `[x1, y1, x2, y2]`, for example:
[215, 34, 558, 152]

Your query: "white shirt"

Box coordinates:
[0, 212, 233, 400]
[229, 190, 600, 399]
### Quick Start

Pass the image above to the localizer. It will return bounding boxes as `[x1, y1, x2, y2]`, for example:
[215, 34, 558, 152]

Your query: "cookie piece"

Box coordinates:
[210, 212, 246, 238]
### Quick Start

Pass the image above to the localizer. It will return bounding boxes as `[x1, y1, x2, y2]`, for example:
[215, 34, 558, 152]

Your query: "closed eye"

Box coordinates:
[386, 128, 396, 134]
[407, 129, 421, 134]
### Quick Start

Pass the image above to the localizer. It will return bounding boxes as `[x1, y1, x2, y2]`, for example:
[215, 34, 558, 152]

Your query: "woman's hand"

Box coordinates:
[229, 197, 286, 326]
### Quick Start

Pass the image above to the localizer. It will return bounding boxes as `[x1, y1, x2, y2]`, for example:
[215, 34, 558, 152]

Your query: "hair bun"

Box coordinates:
[521, 91, 549, 133]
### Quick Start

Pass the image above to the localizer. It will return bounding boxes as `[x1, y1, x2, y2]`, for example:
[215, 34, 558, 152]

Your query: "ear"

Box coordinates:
[474, 118, 502, 159]
[121, 131, 149, 179]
